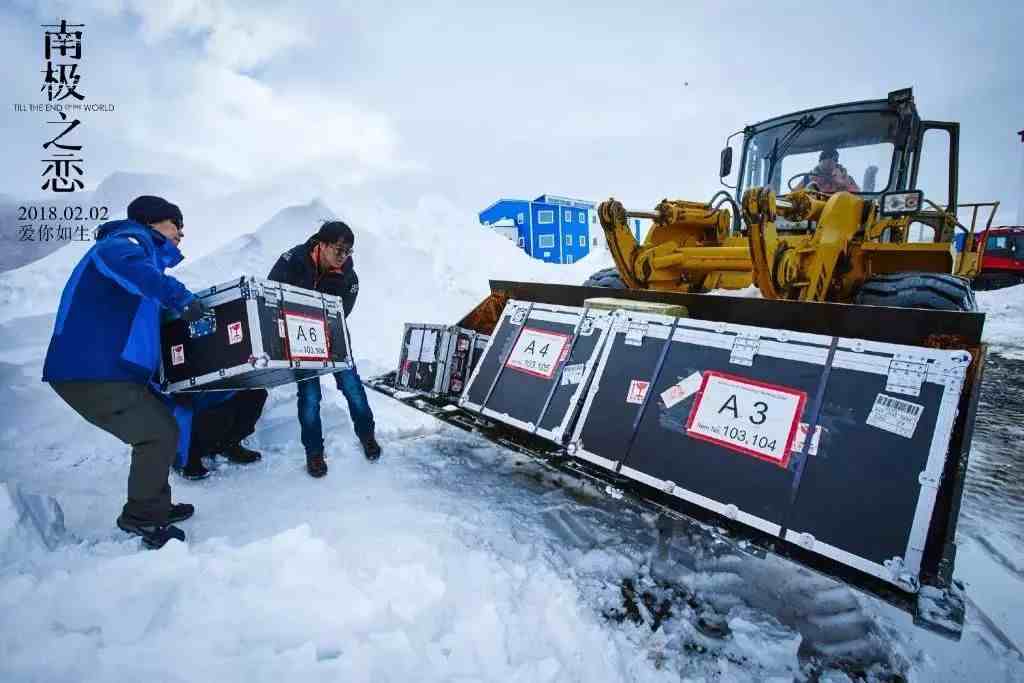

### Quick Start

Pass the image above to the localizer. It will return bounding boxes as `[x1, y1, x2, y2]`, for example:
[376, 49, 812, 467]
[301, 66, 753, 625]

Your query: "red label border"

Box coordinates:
[504, 326, 572, 380]
[684, 370, 807, 468]
[283, 309, 329, 361]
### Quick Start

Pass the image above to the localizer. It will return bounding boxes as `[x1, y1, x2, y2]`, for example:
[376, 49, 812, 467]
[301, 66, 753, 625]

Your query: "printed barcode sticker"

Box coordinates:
[865, 393, 924, 439]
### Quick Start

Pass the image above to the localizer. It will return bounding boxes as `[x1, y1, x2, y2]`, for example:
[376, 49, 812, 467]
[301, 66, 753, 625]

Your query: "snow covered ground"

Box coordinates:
[975, 285, 1024, 359]
[1, 192, 1023, 682]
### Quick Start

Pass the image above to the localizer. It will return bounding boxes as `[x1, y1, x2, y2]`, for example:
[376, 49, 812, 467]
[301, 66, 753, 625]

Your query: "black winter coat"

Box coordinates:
[267, 239, 359, 317]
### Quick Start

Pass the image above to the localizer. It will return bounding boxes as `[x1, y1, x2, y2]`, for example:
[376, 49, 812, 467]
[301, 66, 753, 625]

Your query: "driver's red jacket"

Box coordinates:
[799, 164, 860, 193]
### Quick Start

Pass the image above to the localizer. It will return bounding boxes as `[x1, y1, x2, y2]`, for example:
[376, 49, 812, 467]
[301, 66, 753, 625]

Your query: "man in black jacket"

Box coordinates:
[268, 221, 380, 477]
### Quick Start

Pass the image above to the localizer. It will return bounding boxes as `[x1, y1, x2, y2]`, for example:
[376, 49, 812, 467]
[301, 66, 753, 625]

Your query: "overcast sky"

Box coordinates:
[2, 0, 1021, 222]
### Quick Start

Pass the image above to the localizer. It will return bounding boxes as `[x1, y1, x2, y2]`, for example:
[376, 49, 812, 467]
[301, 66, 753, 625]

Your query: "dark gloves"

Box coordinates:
[180, 298, 211, 322]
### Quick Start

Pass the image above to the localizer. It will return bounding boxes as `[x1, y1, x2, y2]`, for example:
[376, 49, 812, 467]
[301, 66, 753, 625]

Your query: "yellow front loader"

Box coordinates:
[588, 89, 999, 311]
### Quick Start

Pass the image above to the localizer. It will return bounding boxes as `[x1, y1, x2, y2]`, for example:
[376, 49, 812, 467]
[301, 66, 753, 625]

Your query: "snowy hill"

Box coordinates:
[1, 188, 1021, 682]
[176, 194, 610, 371]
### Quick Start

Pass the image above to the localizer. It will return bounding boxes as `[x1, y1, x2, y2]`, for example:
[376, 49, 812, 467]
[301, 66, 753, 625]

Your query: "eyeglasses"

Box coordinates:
[325, 242, 353, 256]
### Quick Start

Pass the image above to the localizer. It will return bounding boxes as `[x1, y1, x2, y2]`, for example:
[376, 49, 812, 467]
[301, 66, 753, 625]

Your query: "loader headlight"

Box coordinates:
[880, 190, 923, 216]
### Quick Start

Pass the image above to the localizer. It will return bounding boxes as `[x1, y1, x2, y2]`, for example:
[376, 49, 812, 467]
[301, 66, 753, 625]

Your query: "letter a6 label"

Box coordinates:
[505, 327, 571, 379]
[685, 371, 806, 467]
[284, 311, 328, 361]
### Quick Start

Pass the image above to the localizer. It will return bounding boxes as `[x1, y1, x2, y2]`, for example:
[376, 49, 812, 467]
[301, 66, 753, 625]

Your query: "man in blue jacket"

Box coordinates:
[43, 195, 207, 549]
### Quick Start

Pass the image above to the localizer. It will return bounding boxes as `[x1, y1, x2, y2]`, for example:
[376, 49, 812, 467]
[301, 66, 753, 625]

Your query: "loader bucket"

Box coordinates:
[366, 280, 986, 639]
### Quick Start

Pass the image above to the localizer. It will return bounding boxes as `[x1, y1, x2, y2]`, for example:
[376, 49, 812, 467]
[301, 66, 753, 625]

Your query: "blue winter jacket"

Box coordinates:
[42, 220, 196, 384]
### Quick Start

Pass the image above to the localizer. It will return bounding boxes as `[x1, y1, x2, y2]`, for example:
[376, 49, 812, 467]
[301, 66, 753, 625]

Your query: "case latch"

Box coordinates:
[624, 322, 647, 346]
[886, 356, 929, 397]
[729, 334, 760, 366]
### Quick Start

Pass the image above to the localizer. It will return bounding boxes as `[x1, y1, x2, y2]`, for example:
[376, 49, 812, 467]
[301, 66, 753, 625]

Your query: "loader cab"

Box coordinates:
[721, 88, 958, 234]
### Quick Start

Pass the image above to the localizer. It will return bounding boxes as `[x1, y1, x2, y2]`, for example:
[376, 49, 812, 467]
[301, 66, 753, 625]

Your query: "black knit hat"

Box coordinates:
[316, 220, 354, 245]
[127, 195, 183, 228]
[819, 147, 839, 161]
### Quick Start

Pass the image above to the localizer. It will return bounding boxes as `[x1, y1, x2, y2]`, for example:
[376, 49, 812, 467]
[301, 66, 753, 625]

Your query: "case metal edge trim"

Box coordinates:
[619, 464, 782, 536]
[567, 316, 623, 466]
[783, 528, 912, 591]
[535, 315, 614, 443]
[903, 358, 967, 576]
[458, 300, 523, 410]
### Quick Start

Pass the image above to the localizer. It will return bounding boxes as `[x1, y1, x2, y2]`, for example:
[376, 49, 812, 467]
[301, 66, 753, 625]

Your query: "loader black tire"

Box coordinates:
[583, 267, 627, 290]
[854, 272, 977, 312]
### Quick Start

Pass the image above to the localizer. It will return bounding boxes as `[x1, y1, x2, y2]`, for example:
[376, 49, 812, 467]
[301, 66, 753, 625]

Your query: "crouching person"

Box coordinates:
[175, 389, 269, 480]
[268, 220, 380, 478]
[43, 196, 209, 549]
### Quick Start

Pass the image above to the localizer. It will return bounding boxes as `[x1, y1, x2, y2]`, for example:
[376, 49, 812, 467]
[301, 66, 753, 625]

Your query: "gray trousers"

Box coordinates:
[51, 381, 178, 526]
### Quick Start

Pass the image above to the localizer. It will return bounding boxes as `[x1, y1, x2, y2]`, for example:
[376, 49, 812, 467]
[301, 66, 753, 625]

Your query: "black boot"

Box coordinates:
[306, 452, 328, 478]
[175, 456, 210, 480]
[360, 433, 382, 461]
[117, 516, 186, 549]
[222, 442, 262, 464]
[168, 503, 195, 524]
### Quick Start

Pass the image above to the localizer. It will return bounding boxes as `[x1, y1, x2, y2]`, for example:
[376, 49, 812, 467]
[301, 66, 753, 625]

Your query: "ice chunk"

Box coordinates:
[0, 481, 66, 560]
[727, 606, 802, 676]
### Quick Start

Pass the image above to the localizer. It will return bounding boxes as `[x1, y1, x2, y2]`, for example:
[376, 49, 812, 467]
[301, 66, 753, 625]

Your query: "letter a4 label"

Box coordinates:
[685, 371, 806, 467]
[505, 327, 571, 379]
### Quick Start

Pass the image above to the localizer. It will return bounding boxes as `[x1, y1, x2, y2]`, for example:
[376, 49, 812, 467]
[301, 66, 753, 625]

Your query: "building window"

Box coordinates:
[539, 234, 555, 248]
[579, 235, 586, 247]
[579, 211, 585, 223]
[565, 234, 572, 246]
[592, 237, 598, 246]
[566, 254, 574, 264]
[517, 236, 525, 248]
[517, 212, 524, 225]
[538, 210, 554, 224]
[564, 210, 572, 222]
[591, 215, 596, 223]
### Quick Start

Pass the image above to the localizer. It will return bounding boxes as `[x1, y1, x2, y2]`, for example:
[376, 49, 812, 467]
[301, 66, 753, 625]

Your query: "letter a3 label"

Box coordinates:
[505, 327, 571, 379]
[685, 371, 806, 467]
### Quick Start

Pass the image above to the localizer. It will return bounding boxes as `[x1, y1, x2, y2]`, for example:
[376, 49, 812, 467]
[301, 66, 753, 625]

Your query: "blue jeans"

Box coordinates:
[296, 368, 375, 456]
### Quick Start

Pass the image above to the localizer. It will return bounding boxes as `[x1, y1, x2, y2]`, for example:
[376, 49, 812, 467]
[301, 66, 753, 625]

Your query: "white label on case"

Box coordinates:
[505, 327, 571, 379]
[561, 362, 586, 386]
[171, 344, 185, 366]
[278, 318, 286, 338]
[865, 393, 924, 439]
[408, 329, 438, 362]
[793, 422, 823, 456]
[626, 379, 650, 404]
[227, 321, 244, 345]
[686, 372, 806, 467]
[284, 311, 328, 360]
[660, 372, 703, 409]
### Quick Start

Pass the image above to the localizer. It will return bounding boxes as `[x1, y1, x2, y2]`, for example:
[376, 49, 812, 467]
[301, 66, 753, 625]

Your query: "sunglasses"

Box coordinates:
[325, 242, 353, 256]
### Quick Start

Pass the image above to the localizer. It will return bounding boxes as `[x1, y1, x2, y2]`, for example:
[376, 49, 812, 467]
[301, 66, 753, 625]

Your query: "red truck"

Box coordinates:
[974, 225, 1024, 289]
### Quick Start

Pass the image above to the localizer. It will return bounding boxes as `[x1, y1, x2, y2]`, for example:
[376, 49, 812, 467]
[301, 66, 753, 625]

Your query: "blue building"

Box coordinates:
[480, 194, 645, 264]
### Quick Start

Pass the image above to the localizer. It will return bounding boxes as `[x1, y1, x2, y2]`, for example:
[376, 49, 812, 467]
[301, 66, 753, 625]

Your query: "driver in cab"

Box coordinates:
[797, 147, 860, 194]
